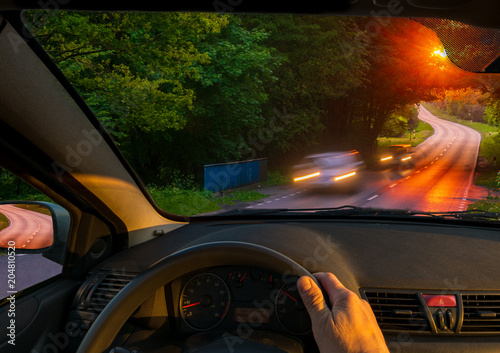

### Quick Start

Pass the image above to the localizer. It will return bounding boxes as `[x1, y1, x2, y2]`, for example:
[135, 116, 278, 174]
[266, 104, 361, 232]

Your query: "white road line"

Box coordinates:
[367, 195, 379, 201]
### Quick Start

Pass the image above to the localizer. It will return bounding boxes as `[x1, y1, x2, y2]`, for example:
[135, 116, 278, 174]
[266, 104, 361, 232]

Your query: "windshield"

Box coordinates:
[20, 11, 500, 217]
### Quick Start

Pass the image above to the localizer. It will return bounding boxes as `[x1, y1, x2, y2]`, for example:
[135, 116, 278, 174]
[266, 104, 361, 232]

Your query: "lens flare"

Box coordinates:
[433, 49, 447, 58]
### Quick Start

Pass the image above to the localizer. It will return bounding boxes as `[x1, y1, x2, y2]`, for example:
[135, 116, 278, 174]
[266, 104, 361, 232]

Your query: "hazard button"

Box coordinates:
[423, 294, 457, 307]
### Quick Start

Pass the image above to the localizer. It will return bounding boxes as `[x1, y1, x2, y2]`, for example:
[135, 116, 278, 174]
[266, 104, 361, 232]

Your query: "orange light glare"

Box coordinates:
[402, 156, 412, 161]
[334, 172, 356, 181]
[380, 156, 393, 162]
[433, 49, 447, 58]
[294, 172, 320, 182]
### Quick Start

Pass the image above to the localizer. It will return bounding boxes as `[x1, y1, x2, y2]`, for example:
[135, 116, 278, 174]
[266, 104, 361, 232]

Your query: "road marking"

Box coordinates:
[389, 183, 397, 188]
[367, 195, 379, 201]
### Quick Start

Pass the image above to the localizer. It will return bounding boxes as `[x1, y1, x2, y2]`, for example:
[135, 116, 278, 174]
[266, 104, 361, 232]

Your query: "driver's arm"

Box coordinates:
[298, 272, 389, 353]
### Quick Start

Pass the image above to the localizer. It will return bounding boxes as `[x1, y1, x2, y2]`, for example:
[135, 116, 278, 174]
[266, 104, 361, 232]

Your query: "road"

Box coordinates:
[0, 204, 53, 249]
[247, 106, 482, 212]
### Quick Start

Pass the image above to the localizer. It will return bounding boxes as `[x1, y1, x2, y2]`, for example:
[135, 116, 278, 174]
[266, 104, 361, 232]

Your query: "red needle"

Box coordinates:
[183, 302, 201, 308]
[240, 273, 247, 282]
[281, 290, 297, 302]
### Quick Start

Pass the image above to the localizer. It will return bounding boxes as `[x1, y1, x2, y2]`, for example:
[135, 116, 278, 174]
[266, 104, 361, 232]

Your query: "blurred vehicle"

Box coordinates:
[292, 151, 365, 192]
[378, 144, 413, 171]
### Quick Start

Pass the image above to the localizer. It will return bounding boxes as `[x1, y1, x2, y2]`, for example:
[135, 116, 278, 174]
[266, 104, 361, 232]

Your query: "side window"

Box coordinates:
[0, 169, 63, 299]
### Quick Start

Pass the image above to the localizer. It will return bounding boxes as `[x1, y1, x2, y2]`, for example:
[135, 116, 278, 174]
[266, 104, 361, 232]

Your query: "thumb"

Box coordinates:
[297, 276, 330, 320]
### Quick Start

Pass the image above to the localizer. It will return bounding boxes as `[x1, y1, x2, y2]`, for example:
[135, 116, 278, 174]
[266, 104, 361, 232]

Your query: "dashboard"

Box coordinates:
[67, 218, 500, 352]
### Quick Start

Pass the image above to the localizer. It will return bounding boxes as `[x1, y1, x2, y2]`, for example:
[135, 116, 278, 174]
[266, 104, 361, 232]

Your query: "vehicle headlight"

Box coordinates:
[333, 172, 356, 181]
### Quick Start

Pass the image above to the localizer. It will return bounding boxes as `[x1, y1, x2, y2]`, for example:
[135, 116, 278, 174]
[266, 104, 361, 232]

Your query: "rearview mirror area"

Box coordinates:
[0, 202, 70, 264]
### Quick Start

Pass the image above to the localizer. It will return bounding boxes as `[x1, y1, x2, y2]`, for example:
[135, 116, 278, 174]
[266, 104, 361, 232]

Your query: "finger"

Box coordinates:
[297, 276, 330, 321]
[313, 273, 351, 308]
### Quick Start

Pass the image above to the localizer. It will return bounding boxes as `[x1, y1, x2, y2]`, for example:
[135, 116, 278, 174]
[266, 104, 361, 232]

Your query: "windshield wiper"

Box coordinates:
[212, 206, 500, 221]
[411, 210, 500, 221]
[213, 205, 411, 217]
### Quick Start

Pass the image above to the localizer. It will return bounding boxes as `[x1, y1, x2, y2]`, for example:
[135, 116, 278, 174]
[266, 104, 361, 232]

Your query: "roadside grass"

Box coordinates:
[468, 196, 500, 213]
[377, 120, 434, 150]
[473, 169, 499, 189]
[259, 170, 291, 187]
[13, 204, 52, 216]
[0, 212, 9, 231]
[147, 186, 269, 216]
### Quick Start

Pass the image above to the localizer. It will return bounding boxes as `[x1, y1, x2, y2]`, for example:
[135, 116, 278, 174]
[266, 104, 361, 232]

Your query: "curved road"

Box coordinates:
[247, 105, 482, 212]
[0, 204, 53, 249]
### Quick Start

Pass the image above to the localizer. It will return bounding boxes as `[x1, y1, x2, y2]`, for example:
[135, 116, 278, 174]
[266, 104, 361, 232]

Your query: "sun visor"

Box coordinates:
[412, 18, 500, 73]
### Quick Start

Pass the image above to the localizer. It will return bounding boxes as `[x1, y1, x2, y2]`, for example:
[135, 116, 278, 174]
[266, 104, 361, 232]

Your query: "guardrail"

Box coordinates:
[203, 158, 268, 193]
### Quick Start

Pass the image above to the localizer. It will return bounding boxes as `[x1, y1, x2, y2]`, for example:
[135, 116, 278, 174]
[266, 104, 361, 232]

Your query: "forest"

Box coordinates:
[2, 11, 500, 197]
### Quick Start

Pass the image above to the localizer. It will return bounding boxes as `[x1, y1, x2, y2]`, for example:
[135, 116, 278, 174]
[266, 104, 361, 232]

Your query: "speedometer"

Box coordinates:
[180, 273, 230, 330]
[276, 281, 311, 334]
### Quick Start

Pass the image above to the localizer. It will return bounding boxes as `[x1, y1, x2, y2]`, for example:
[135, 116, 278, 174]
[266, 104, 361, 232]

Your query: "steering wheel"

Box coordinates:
[76, 241, 319, 353]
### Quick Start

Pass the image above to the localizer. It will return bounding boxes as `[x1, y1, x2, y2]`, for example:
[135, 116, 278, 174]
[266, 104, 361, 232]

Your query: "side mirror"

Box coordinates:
[0, 201, 70, 265]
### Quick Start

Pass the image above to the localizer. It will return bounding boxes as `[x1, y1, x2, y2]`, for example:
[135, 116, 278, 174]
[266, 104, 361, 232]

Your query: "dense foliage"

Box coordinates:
[23, 11, 492, 186]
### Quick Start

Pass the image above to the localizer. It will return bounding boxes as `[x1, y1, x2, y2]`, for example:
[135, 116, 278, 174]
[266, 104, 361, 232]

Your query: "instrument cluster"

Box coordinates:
[173, 266, 312, 335]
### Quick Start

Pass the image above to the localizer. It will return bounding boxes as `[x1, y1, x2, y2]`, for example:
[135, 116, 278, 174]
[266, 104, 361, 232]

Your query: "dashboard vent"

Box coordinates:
[461, 294, 500, 333]
[363, 291, 430, 332]
[88, 272, 137, 313]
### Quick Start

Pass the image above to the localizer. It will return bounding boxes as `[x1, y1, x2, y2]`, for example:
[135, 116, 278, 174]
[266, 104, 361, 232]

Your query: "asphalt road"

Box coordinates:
[248, 106, 481, 212]
[0, 204, 53, 249]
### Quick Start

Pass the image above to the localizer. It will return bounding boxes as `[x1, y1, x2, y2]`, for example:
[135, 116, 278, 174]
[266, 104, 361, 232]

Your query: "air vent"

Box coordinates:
[88, 272, 137, 313]
[363, 291, 430, 332]
[462, 294, 500, 333]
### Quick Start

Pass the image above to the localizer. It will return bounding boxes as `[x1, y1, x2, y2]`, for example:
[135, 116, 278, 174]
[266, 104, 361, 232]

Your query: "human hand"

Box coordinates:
[297, 272, 389, 353]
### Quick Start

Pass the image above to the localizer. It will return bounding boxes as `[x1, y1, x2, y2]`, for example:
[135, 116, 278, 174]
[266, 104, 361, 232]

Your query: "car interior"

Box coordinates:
[1, 1, 500, 353]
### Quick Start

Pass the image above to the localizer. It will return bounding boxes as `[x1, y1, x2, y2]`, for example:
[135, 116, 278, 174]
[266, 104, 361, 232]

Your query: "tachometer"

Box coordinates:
[180, 273, 230, 330]
[275, 280, 311, 334]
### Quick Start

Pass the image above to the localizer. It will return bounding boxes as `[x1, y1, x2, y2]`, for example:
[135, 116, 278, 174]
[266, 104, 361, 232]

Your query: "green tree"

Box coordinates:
[242, 15, 370, 164]
[25, 11, 230, 139]
[485, 101, 500, 126]
[132, 16, 279, 184]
